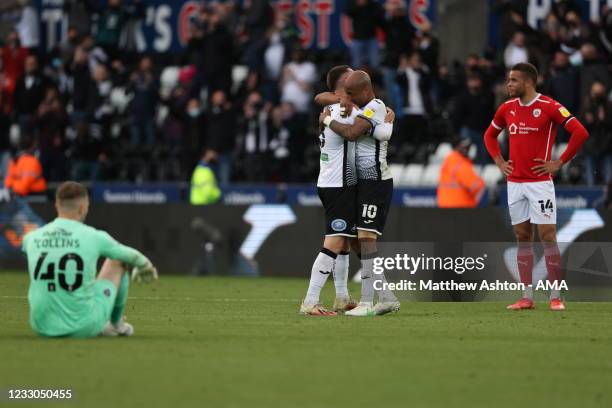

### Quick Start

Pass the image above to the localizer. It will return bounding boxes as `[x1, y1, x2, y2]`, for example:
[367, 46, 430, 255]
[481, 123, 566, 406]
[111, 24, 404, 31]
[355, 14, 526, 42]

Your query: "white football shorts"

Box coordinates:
[507, 180, 556, 225]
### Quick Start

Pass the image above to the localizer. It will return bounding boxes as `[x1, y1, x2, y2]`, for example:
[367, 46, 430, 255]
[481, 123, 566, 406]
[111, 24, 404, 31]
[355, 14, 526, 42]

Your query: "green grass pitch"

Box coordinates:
[1, 271, 612, 408]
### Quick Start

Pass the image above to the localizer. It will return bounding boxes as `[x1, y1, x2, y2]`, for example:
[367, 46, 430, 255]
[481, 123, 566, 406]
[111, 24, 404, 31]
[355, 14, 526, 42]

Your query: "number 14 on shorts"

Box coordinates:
[538, 199, 554, 213]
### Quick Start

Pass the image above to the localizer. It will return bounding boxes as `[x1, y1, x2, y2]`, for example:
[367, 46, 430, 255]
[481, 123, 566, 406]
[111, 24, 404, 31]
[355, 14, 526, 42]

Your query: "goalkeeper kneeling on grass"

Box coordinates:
[22, 181, 158, 338]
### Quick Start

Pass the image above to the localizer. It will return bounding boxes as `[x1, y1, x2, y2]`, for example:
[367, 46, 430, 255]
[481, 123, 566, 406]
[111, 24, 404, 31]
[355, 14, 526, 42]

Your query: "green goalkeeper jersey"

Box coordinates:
[22, 217, 149, 336]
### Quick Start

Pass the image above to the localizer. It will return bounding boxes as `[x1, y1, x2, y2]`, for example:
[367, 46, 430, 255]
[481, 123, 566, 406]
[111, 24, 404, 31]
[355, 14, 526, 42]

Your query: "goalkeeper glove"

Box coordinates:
[131, 261, 158, 283]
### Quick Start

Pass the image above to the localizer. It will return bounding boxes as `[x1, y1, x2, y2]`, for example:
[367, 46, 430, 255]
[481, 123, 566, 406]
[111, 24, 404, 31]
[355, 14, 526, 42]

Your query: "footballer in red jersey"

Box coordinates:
[484, 63, 589, 311]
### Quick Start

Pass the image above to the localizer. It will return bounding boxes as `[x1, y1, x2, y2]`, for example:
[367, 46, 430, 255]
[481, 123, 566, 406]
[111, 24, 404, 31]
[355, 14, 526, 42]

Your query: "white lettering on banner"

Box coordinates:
[103, 190, 168, 203]
[556, 196, 588, 209]
[528, 0, 611, 28]
[401, 193, 437, 208]
[240, 205, 297, 259]
[41, 8, 65, 50]
[223, 192, 266, 205]
[154, 5, 172, 52]
[296, 192, 323, 206]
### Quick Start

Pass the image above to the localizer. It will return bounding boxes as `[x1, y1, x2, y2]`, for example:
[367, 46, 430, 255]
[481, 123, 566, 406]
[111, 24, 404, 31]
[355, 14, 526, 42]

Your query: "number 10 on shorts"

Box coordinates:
[362, 204, 378, 219]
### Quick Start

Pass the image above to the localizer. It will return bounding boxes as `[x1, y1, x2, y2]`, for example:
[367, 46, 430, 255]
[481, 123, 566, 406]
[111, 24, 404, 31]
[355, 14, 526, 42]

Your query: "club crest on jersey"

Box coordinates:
[533, 108, 541, 118]
[559, 107, 571, 118]
[331, 219, 347, 232]
[363, 107, 375, 118]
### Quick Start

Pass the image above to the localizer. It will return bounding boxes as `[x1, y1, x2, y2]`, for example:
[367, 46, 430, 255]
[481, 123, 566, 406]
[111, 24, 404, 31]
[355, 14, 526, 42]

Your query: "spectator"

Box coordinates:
[94, 0, 144, 59]
[504, 31, 530, 68]
[36, 87, 68, 181]
[13, 55, 47, 128]
[452, 74, 495, 164]
[381, 0, 415, 111]
[68, 45, 93, 123]
[396, 52, 433, 147]
[0, 87, 10, 179]
[577, 43, 611, 103]
[62, 0, 95, 37]
[437, 137, 485, 208]
[15, 0, 39, 50]
[68, 122, 105, 182]
[189, 150, 221, 205]
[202, 9, 234, 94]
[345, 0, 384, 69]
[280, 47, 316, 115]
[581, 81, 612, 185]
[237, 91, 271, 182]
[559, 9, 589, 55]
[543, 51, 580, 114]
[268, 105, 291, 181]
[127, 56, 158, 146]
[87, 64, 114, 141]
[206, 90, 236, 185]
[416, 21, 440, 78]
[1, 30, 28, 101]
[243, 0, 274, 70]
[260, 13, 296, 104]
[4, 133, 46, 197]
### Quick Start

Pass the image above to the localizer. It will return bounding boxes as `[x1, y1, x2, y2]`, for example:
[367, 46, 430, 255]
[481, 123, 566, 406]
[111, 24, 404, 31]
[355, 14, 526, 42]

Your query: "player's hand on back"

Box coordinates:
[384, 107, 395, 123]
[131, 261, 158, 283]
[531, 158, 563, 176]
[339, 97, 354, 117]
[319, 107, 331, 126]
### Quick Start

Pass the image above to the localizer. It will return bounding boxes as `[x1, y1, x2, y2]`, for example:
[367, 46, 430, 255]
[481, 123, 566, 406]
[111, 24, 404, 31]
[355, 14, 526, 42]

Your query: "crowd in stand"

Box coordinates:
[0, 0, 611, 190]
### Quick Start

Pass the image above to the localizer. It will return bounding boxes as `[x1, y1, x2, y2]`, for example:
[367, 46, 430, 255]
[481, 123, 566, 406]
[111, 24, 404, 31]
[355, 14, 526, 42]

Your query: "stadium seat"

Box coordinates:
[482, 164, 503, 186]
[420, 164, 441, 186]
[553, 143, 568, 160]
[429, 143, 452, 164]
[400, 164, 424, 186]
[389, 164, 405, 185]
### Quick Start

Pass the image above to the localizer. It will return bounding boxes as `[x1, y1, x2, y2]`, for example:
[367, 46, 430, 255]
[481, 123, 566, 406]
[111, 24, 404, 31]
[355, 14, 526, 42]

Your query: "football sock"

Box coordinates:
[517, 242, 534, 300]
[544, 243, 562, 299]
[376, 271, 398, 302]
[111, 272, 129, 325]
[333, 251, 350, 298]
[305, 248, 337, 305]
[360, 251, 377, 304]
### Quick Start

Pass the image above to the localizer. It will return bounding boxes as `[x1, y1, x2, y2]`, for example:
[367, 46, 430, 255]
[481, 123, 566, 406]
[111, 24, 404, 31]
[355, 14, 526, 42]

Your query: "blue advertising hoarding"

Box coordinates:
[36, 0, 437, 52]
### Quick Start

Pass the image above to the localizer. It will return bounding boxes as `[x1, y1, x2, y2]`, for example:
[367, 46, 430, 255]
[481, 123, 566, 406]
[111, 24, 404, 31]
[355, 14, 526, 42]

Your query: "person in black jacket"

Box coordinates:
[452, 73, 495, 164]
[581, 81, 612, 186]
[381, 0, 415, 112]
[345, 0, 384, 69]
[13, 55, 48, 130]
[205, 90, 236, 184]
[396, 52, 432, 147]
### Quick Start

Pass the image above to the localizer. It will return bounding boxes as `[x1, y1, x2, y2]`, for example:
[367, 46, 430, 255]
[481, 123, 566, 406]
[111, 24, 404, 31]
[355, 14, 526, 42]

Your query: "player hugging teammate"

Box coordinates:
[300, 66, 400, 317]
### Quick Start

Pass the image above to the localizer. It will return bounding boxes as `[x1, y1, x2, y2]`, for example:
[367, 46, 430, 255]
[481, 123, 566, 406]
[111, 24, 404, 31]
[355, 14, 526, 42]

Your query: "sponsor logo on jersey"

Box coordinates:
[320, 153, 329, 161]
[533, 108, 541, 118]
[331, 219, 347, 231]
[363, 107, 375, 118]
[508, 123, 518, 135]
[559, 107, 571, 118]
[104, 288, 112, 297]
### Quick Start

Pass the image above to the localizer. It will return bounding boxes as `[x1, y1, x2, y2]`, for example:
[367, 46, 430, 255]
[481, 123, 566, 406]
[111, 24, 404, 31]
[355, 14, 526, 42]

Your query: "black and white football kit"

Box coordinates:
[317, 103, 358, 237]
[355, 99, 393, 236]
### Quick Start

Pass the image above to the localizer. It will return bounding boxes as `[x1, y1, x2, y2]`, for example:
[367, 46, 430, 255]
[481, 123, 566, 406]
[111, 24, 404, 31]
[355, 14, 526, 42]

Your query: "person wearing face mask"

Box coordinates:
[580, 81, 612, 186]
[237, 91, 271, 182]
[437, 137, 485, 208]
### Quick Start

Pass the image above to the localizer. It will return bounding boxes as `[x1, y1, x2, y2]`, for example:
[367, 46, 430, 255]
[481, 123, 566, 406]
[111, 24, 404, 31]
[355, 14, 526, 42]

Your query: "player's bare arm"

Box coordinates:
[531, 158, 563, 176]
[320, 114, 372, 141]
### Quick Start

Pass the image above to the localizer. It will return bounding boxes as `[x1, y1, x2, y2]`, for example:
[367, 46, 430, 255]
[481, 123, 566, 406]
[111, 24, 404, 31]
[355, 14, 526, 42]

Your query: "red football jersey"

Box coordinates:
[490, 93, 575, 182]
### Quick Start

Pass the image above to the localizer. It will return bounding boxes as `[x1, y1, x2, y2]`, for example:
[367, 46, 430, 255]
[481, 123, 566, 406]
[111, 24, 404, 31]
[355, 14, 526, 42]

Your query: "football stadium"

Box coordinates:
[1, 0, 612, 407]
